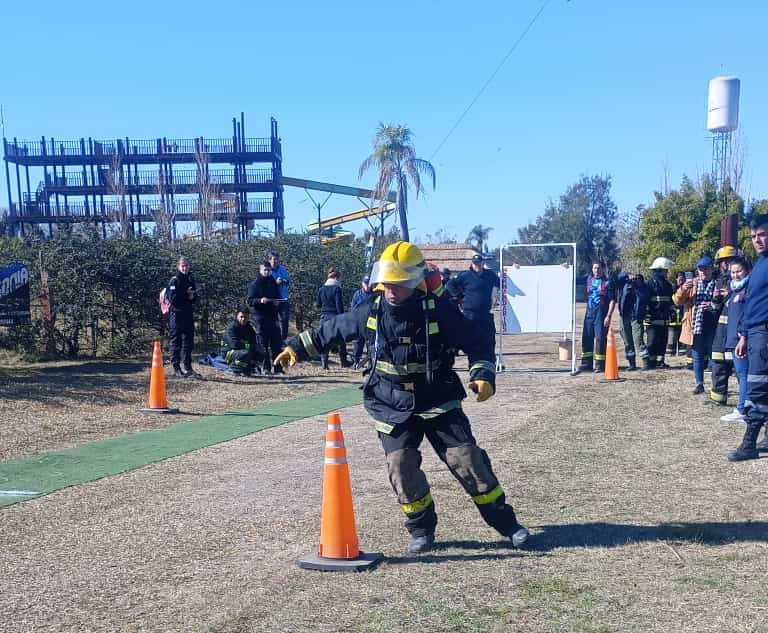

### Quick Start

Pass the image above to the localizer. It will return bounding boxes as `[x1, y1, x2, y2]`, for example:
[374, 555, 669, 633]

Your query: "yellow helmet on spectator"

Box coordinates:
[370, 241, 427, 291]
[649, 257, 674, 270]
[715, 245, 737, 261]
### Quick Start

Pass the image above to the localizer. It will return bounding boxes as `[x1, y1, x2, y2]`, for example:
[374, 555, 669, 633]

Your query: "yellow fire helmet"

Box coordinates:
[715, 245, 737, 261]
[370, 241, 428, 292]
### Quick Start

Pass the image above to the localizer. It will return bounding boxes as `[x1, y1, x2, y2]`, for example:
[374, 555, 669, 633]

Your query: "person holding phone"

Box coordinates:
[709, 246, 739, 406]
[674, 256, 717, 394]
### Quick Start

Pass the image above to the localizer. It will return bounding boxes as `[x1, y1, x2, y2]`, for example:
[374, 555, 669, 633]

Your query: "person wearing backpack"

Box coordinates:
[165, 256, 201, 378]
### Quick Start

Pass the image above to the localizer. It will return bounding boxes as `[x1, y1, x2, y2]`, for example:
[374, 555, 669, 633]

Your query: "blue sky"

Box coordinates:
[0, 1, 764, 249]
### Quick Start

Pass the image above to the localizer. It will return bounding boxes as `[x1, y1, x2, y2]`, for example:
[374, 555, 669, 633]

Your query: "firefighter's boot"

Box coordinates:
[593, 360, 605, 374]
[727, 422, 762, 462]
[755, 426, 768, 452]
[509, 522, 530, 548]
[408, 532, 435, 554]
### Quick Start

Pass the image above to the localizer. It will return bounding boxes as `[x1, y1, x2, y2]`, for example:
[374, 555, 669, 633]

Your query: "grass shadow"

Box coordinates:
[529, 521, 768, 551]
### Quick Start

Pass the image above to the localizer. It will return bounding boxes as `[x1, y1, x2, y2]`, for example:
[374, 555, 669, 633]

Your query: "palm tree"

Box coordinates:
[359, 123, 436, 242]
[466, 224, 493, 254]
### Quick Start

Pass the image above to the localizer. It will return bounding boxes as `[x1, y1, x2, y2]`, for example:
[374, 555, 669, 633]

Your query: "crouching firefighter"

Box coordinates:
[274, 241, 529, 554]
[220, 307, 266, 375]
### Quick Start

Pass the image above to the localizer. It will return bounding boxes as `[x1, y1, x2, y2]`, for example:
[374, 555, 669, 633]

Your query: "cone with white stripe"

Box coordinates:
[297, 412, 383, 571]
[140, 341, 179, 414]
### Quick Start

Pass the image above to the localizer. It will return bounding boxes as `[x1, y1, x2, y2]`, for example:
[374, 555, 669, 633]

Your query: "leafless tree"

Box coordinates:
[194, 139, 228, 241]
[153, 164, 176, 243]
[616, 204, 645, 273]
[104, 152, 132, 238]
[727, 128, 746, 195]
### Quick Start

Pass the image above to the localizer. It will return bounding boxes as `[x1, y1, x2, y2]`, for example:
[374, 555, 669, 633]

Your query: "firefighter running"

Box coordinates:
[274, 241, 529, 554]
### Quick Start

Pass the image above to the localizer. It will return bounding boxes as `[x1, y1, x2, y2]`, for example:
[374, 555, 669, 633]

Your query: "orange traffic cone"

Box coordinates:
[297, 412, 383, 571]
[602, 326, 624, 382]
[140, 341, 179, 414]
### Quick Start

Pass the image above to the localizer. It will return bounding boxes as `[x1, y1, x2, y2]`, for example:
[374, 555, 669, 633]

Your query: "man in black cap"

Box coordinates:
[446, 253, 500, 355]
[349, 274, 373, 369]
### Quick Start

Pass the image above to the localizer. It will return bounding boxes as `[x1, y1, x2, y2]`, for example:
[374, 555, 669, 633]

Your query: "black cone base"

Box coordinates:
[139, 407, 180, 414]
[297, 551, 383, 572]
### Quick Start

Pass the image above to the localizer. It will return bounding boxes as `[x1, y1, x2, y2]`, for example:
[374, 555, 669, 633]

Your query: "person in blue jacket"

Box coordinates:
[268, 251, 292, 342]
[579, 261, 617, 373]
[730, 215, 768, 460]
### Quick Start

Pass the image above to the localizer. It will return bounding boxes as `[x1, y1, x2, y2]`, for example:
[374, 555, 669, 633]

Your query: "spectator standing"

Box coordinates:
[617, 272, 649, 371]
[220, 307, 266, 376]
[730, 215, 768, 460]
[247, 260, 284, 374]
[708, 247, 738, 406]
[447, 253, 500, 355]
[644, 257, 675, 369]
[316, 267, 351, 369]
[166, 256, 201, 378]
[350, 275, 373, 369]
[441, 268, 452, 285]
[667, 272, 686, 356]
[719, 257, 751, 423]
[268, 251, 292, 342]
[674, 256, 717, 395]
[578, 262, 616, 373]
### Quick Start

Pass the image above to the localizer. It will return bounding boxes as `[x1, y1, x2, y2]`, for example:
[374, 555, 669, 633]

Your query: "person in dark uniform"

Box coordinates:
[616, 272, 649, 371]
[166, 256, 201, 378]
[247, 260, 284, 374]
[275, 241, 529, 554]
[578, 262, 616, 373]
[316, 266, 351, 369]
[730, 215, 768, 460]
[644, 257, 674, 369]
[708, 246, 738, 406]
[446, 253, 500, 355]
[220, 307, 266, 375]
[350, 275, 373, 369]
[668, 271, 686, 356]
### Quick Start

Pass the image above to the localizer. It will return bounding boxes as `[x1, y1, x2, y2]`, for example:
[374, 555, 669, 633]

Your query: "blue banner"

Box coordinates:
[0, 263, 31, 326]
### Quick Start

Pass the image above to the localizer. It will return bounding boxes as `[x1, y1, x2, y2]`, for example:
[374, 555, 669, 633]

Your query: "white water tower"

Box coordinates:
[707, 76, 740, 191]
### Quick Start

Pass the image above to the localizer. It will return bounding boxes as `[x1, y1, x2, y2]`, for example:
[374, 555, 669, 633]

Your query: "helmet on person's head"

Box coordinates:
[370, 241, 427, 291]
[649, 257, 674, 270]
[715, 245, 737, 262]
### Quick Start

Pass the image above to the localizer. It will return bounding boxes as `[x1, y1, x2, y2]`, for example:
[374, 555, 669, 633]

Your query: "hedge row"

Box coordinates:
[0, 227, 373, 359]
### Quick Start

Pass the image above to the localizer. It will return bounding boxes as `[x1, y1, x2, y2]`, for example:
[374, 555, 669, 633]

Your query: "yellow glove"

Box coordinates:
[274, 346, 298, 369]
[467, 380, 494, 402]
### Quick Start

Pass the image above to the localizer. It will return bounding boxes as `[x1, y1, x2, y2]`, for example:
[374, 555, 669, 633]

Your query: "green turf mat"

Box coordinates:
[0, 385, 362, 509]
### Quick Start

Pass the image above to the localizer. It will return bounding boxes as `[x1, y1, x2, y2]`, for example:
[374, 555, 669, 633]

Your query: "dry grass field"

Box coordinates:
[1, 307, 767, 633]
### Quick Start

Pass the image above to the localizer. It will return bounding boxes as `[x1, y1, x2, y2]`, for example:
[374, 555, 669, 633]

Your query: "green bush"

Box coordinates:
[0, 230, 382, 360]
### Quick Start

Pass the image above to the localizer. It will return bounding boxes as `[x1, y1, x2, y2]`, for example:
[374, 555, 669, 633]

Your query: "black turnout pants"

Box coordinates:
[252, 315, 283, 369]
[378, 407, 519, 538]
[169, 310, 194, 369]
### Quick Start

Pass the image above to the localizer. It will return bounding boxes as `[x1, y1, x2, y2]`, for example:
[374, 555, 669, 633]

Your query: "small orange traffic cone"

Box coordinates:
[140, 341, 179, 414]
[603, 326, 624, 382]
[297, 412, 383, 571]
